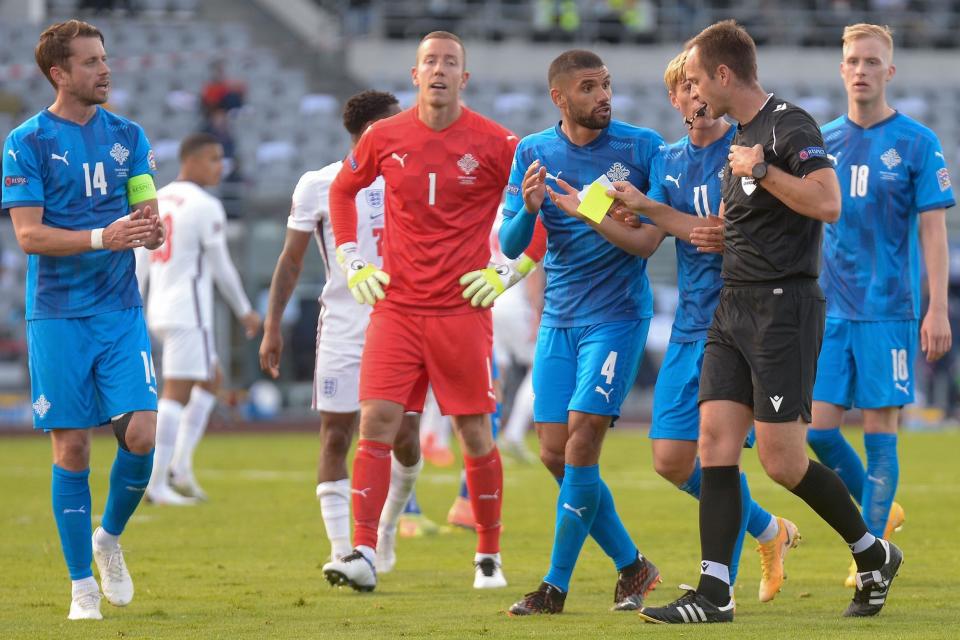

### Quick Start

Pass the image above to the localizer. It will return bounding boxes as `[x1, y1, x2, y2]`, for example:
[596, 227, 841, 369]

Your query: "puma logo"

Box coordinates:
[62, 506, 87, 515]
[351, 487, 371, 498]
[391, 153, 407, 168]
[935, 151, 945, 160]
[7, 149, 18, 162]
[895, 382, 910, 395]
[562, 503, 586, 518]
[51, 150, 69, 166]
[665, 174, 681, 188]
[545, 170, 563, 182]
[478, 489, 500, 501]
[595, 386, 612, 402]
[867, 474, 886, 486]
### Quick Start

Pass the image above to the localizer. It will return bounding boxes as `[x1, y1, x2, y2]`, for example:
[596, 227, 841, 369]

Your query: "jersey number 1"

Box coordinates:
[83, 162, 107, 197]
[427, 173, 437, 206]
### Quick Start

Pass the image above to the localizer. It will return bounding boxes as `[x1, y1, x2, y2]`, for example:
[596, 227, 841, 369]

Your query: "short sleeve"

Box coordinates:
[201, 197, 229, 249]
[913, 134, 955, 213]
[646, 150, 667, 205]
[774, 109, 834, 178]
[2, 131, 44, 209]
[502, 142, 528, 218]
[130, 123, 156, 178]
[288, 171, 328, 233]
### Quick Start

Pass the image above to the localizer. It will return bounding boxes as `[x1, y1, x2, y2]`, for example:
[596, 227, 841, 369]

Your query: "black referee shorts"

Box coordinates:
[699, 279, 825, 423]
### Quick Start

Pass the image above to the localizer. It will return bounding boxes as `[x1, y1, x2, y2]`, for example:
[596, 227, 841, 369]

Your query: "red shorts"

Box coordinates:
[360, 306, 495, 415]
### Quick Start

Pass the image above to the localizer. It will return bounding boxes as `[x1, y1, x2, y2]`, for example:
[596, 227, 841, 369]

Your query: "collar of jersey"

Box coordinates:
[43, 105, 103, 128]
[553, 121, 610, 150]
[842, 110, 901, 131]
[737, 93, 776, 131]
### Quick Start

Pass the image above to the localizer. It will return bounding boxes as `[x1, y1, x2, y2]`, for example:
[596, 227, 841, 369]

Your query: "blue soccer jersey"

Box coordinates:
[647, 128, 733, 342]
[820, 112, 955, 321]
[503, 121, 664, 327]
[2, 107, 155, 320]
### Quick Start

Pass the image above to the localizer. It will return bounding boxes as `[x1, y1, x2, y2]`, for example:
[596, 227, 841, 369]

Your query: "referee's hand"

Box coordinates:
[728, 144, 764, 177]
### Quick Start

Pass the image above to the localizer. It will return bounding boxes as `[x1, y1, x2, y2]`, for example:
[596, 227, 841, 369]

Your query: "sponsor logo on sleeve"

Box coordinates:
[798, 146, 826, 161]
[938, 167, 952, 191]
[148, 149, 157, 171]
[4, 175, 27, 187]
[506, 184, 520, 196]
[347, 153, 359, 171]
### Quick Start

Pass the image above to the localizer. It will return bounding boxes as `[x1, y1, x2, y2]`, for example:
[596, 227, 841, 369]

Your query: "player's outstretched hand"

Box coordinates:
[728, 144, 764, 178]
[335, 242, 390, 306]
[129, 204, 165, 250]
[459, 256, 537, 308]
[259, 329, 283, 379]
[242, 311, 262, 339]
[690, 216, 725, 253]
[522, 160, 548, 214]
[921, 309, 952, 362]
[102, 214, 155, 251]
[606, 180, 650, 212]
[609, 202, 643, 228]
[546, 177, 585, 221]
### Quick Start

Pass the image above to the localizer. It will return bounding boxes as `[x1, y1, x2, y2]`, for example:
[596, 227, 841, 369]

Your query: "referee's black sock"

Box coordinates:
[789, 459, 885, 570]
[696, 465, 741, 607]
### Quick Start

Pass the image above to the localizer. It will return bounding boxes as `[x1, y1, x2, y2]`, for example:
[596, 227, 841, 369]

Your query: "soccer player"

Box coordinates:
[629, 21, 901, 623]
[136, 133, 261, 505]
[808, 23, 955, 586]
[552, 51, 800, 604]
[1, 20, 164, 620]
[258, 90, 429, 572]
[499, 50, 664, 615]
[321, 31, 536, 592]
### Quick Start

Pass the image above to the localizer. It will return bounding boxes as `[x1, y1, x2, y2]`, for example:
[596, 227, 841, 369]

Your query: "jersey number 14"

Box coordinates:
[83, 162, 107, 197]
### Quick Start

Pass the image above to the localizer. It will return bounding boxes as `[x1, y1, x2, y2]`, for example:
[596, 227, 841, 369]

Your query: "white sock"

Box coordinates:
[378, 455, 423, 536]
[171, 386, 216, 479]
[72, 576, 99, 597]
[148, 398, 183, 492]
[849, 531, 877, 554]
[421, 390, 451, 449]
[316, 479, 352, 560]
[504, 368, 534, 443]
[700, 560, 730, 585]
[755, 515, 780, 544]
[93, 526, 119, 549]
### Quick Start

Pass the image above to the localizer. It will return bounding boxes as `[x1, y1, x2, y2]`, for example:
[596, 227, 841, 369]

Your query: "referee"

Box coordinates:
[636, 20, 903, 624]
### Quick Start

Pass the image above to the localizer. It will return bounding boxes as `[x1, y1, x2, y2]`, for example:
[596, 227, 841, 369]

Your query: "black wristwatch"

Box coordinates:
[751, 161, 768, 181]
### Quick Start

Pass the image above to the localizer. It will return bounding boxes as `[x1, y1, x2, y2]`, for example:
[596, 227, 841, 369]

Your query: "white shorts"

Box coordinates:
[313, 339, 363, 413]
[154, 326, 217, 381]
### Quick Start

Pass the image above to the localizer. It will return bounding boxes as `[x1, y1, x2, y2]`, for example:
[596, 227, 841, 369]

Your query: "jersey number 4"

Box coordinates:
[83, 162, 107, 197]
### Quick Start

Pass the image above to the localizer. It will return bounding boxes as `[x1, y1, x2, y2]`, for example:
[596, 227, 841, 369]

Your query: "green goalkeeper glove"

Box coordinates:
[336, 242, 390, 306]
[459, 254, 537, 308]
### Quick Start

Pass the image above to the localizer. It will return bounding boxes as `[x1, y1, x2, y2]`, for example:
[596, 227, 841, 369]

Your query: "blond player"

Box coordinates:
[259, 90, 426, 571]
[137, 133, 261, 505]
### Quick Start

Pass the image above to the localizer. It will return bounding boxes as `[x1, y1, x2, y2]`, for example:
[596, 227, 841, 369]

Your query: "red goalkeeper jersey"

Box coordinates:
[330, 105, 521, 314]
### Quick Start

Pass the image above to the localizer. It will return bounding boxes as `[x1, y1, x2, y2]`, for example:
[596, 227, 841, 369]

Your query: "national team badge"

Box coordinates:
[110, 143, 130, 166]
[322, 377, 338, 398]
[606, 162, 630, 182]
[880, 148, 901, 170]
[458, 153, 479, 175]
[939, 167, 952, 191]
[32, 394, 51, 419]
[365, 189, 384, 209]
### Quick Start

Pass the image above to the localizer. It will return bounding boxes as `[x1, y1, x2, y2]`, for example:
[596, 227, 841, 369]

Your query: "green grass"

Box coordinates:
[0, 427, 958, 639]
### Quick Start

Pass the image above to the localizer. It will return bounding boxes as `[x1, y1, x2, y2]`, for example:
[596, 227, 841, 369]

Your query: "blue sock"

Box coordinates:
[403, 490, 422, 515]
[458, 469, 469, 499]
[807, 427, 865, 505]
[491, 402, 502, 441]
[101, 447, 153, 536]
[678, 457, 702, 499]
[52, 465, 94, 580]
[729, 473, 754, 585]
[862, 433, 899, 538]
[552, 473, 637, 570]
[745, 492, 774, 540]
[544, 464, 601, 592]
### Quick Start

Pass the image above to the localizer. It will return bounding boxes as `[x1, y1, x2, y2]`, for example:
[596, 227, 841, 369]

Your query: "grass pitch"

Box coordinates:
[0, 427, 957, 639]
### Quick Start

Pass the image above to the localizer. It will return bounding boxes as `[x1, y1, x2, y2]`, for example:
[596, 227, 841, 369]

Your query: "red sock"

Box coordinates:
[464, 447, 503, 554]
[351, 439, 392, 550]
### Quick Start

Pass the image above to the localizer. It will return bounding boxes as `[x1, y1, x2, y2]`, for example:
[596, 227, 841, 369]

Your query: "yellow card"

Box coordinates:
[576, 175, 615, 223]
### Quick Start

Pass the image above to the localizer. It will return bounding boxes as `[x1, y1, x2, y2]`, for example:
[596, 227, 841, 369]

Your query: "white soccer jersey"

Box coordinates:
[140, 180, 252, 330]
[288, 162, 385, 346]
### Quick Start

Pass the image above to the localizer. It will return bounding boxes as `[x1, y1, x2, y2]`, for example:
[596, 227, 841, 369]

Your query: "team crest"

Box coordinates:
[321, 377, 338, 398]
[606, 162, 630, 182]
[110, 143, 130, 166]
[32, 394, 51, 419]
[880, 148, 901, 170]
[365, 189, 384, 209]
[458, 153, 479, 175]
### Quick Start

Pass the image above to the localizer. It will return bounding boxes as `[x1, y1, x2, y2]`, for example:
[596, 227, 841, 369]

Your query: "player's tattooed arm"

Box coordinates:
[919, 208, 952, 361]
[259, 228, 313, 378]
[9, 206, 155, 256]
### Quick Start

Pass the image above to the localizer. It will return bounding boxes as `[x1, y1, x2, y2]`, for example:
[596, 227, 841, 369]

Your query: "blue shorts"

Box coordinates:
[27, 307, 158, 429]
[533, 318, 649, 423]
[813, 317, 918, 410]
[650, 339, 755, 447]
